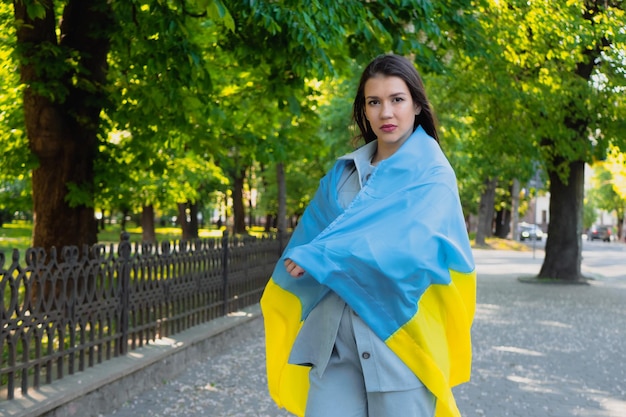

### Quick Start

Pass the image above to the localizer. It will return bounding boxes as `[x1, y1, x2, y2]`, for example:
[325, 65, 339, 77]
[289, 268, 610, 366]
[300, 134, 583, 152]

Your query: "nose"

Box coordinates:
[380, 101, 393, 118]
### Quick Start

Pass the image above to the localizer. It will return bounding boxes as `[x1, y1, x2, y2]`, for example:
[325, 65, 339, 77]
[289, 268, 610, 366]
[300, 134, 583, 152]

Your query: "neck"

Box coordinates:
[372, 144, 396, 165]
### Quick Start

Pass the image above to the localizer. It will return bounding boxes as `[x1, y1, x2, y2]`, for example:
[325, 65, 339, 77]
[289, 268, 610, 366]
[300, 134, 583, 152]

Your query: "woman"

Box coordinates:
[261, 54, 476, 417]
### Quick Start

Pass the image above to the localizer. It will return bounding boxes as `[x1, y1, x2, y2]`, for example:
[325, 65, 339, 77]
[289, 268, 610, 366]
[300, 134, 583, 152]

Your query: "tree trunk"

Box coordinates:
[141, 205, 156, 244]
[276, 162, 287, 236]
[188, 202, 199, 238]
[537, 26, 599, 281]
[265, 214, 274, 232]
[538, 161, 585, 281]
[475, 177, 497, 246]
[510, 178, 521, 240]
[494, 208, 511, 238]
[248, 196, 255, 229]
[232, 168, 247, 234]
[14, 1, 113, 251]
[177, 202, 190, 241]
[120, 209, 130, 231]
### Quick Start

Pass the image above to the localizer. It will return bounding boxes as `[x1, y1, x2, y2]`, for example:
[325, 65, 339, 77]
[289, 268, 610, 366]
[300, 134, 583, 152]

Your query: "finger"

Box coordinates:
[290, 266, 305, 278]
[284, 259, 295, 272]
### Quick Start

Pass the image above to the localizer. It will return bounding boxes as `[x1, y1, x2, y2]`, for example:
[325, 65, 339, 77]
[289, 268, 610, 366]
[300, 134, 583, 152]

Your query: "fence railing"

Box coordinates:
[0, 231, 286, 401]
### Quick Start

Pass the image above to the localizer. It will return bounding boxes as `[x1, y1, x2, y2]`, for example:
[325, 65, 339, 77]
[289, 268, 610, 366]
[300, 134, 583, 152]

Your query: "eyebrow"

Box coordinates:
[365, 92, 408, 99]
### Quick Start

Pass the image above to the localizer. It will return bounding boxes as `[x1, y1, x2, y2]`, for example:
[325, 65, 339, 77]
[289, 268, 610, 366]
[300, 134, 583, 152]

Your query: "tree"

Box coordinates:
[217, 0, 484, 235]
[527, 1, 626, 281]
[475, 0, 626, 281]
[102, 2, 230, 240]
[6, 0, 234, 251]
[10, 1, 116, 250]
[3, 0, 487, 250]
[427, 3, 540, 246]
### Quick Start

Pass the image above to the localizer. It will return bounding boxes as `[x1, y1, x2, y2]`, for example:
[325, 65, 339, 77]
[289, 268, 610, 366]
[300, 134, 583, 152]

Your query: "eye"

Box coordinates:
[392, 97, 404, 103]
[367, 99, 379, 106]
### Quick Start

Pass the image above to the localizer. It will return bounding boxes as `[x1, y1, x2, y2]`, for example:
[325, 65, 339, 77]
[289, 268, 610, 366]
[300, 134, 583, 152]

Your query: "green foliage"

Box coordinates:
[2, 0, 624, 243]
[430, 0, 626, 233]
[211, 0, 486, 218]
[583, 196, 598, 230]
[23, 0, 47, 20]
[194, 0, 234, 31]
[487, 0, 626, 181]
[588, 162, 626, 221]
[0, 3, 34, 184]
[421, 1, 545, 217]
[97, 1, 225, 216]
[0, 0, 493, 227]
[0, 178, 31, 218]
[603, 145, 626, 200]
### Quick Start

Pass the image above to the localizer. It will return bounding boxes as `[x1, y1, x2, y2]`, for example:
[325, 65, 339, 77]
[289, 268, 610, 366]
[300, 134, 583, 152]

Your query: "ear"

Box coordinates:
[415, 105, 422, 115]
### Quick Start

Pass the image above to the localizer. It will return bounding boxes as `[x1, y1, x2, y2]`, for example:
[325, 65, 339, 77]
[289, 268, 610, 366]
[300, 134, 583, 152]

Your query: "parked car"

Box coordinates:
[519, 223, 543, 241]
[588, 225, 611, 242]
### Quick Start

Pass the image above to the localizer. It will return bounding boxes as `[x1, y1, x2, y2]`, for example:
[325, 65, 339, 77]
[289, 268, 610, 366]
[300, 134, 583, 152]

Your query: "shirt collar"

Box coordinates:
[338, 141, 377, 178]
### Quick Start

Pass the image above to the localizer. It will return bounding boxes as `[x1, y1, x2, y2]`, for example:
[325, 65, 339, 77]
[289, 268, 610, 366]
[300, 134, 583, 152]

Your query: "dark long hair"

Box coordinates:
[352, 54, 439, 145]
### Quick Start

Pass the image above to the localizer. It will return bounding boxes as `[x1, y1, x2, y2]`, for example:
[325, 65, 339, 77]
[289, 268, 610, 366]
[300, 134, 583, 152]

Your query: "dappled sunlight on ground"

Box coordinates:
[454, 267, 626, 417]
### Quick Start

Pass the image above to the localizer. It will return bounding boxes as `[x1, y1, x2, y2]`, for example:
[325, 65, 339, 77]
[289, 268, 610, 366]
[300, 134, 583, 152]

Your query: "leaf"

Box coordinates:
[287, 95, 301, 116]
[208, 0, 235, 32]
[26, 1, 47, 20]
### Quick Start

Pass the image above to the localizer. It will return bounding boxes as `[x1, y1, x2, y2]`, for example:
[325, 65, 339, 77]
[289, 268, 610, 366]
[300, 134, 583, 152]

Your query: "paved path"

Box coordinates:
[99, 247, 626, 417]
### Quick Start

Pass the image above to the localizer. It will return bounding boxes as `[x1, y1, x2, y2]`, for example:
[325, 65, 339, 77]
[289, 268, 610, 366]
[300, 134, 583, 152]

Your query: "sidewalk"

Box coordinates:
[45, 248, 626, 416]
[455, 248, 626, 417]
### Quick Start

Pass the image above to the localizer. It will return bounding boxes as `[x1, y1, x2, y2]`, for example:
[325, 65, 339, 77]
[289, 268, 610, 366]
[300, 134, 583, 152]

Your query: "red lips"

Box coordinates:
[381, 124, 396, 132]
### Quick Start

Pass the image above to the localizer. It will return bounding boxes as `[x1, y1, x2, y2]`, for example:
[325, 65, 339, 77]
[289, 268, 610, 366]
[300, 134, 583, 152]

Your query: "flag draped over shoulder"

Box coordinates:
[261, 126, 476, 417]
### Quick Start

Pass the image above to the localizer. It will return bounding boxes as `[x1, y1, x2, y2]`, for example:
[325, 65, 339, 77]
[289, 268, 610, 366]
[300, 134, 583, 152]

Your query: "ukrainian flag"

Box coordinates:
[262, 127, 476, 417]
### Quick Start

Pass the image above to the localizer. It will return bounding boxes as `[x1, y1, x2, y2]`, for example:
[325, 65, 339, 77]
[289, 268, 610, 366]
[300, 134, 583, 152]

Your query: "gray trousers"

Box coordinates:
[304, 306, 436, 417]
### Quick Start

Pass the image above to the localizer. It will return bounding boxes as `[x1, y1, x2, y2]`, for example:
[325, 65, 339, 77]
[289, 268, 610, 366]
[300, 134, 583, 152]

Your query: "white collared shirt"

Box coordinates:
[336, 141, 377, 208]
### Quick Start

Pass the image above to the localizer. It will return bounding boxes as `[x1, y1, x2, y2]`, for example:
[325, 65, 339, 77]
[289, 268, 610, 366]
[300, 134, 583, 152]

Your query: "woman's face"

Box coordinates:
[364, 75, 421, 158]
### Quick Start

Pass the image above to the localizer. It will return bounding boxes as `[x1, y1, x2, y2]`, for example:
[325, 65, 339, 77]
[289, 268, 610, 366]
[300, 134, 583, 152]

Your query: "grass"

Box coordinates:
[471, 237, 531, 251]
[0, 222, 273, 255]
[0, 224, 33, 255]
[2, 222, 531, 254]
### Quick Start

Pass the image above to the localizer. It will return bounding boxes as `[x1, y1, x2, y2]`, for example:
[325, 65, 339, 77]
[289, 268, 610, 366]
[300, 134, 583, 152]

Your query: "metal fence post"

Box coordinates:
[221, 230, 229, 316]
[118, 232, 131, 355]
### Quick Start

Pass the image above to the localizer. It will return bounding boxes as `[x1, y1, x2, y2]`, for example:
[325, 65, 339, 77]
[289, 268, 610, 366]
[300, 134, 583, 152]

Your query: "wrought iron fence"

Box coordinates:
[0, 231, 286, 401]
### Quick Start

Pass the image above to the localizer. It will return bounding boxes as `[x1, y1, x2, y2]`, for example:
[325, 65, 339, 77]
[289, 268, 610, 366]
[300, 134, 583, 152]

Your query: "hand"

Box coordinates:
[284, 259, 305, 278]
